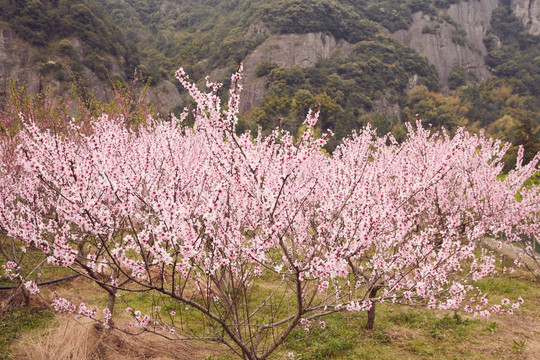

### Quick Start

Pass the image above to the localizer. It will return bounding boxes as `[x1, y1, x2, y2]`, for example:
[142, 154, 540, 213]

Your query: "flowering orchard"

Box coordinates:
[0, 75, 155, 309]
[0, 66, 539, 359]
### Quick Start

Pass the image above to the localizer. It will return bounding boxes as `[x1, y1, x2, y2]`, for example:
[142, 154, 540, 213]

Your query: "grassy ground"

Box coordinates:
[0, 307, 53, 360]
[1, 265, 539, 359]
[279, 293, 539, 359]
[271, 270, 540, 360]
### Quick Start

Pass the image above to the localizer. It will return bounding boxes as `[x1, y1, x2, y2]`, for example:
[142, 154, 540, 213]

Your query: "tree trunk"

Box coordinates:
[107, 290, 116, 314]
[365, 286, 380, 330]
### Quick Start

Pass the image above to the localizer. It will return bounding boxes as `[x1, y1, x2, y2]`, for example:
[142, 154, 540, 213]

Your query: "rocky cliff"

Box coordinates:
[236, 31, 353, 113]
[446, 0, 499, 56]
[4, 0, 535, 116]
[512, 0, 540, 35]
[235, 0, 503, 113]
[0, 22, 181, 114]
[0, 22, 114, 102]
[391, 0, 498, 89]
[0, 26, 41, 95]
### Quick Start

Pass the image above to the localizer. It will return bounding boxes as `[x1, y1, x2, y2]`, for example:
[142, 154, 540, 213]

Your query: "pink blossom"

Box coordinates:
[0, 66, 538, 359]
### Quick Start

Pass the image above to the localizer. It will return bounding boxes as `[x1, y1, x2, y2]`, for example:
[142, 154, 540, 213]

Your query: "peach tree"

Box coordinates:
[0, 66, 538, 359]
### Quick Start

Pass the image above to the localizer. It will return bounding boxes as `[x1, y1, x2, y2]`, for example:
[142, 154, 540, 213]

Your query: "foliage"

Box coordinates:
[2, 0, 538, 165]
[86, 0, 468, 84]
[404, 85, 470, 130]
[0, 0, 138, 77]
[451, 27, 467, 46]
[486, 1, 540, 94]
[0, 72, 156, 138]
[478, 0, 540, 166]
[255, 61, 279, 78]
[422, 25, 438, 35]
[248, 35, 438, 150]
[263, 0, 376, 42]
[4, 0, 537, 168]
[512, 339, 526, 354]
[448, 66, 467, 90]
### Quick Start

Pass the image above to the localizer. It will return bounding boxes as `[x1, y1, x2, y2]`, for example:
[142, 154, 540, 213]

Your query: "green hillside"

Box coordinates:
[87, 0, 460, 82]
[1, 0, 539, 165]
[0, 0, 138, 81]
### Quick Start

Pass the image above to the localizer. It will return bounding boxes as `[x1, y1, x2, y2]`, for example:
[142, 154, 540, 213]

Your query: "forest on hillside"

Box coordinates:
[0, 0, 539, 167]
[0, 0, 138, 80]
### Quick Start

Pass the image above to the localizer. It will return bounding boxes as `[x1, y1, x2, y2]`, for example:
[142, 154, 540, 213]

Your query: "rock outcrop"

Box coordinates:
[4, 0, 535, 116]
[0, 22, 181, 114]
[511, 0, 540, 35]
[238, 31, 353, 113]
[246, 20, 271, 39]
[371, 91, 402, 123]
[0, 24, 111, 101]
[145, 79, 182, 115]
[391, 0, 498, 88]
[0, 25, 40, 95]
[0, 22, 113, 103]
[446, 0, 499, 55]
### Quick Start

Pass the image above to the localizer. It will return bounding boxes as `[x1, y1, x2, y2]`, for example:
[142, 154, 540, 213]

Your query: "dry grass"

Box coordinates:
[485, 310, 540, 360]
[3, 251, 539, 359]
[2, 275, 226, 360]
[11, 315, 212, 360]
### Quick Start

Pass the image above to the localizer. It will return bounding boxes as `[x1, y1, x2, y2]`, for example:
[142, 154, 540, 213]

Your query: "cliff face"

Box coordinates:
[0, 23, 113, 101]
[391, 0, 498, 88]
[238, 32, 353, 113]
[3, 1, 534, 116]
[512, 0, 540, 35]
[145, 80, 183, 115]
[236, 0, 504, 113]
[0, 26, 41, 95]
[445, 0, 499, 56]
[0, 22, 110, 103]
[0, 22, 181, 114]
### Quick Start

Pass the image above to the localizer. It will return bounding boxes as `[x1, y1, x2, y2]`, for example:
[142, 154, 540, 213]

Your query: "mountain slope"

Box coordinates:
[0, 0, 138, 104]
[1, 0, 538, 162]
[0, 0, 186, 113]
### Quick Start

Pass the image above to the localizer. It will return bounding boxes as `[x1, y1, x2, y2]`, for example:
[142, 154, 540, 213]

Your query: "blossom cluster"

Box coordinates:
[0, 66, 538, 357]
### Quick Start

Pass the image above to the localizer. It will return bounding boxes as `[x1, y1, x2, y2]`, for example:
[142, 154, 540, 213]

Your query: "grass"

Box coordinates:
[266, 261, 540, 360]
[272, 272, 540, 360]
[9, 314, 205, 360]
[274, 302, 537, 359]
[0, 307, 53, 360]
[1, 265, 539, 359]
